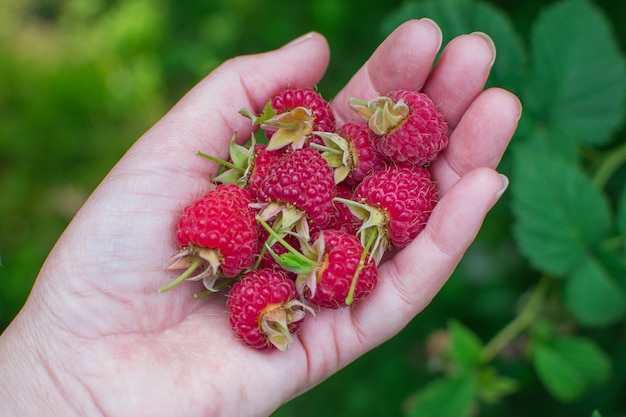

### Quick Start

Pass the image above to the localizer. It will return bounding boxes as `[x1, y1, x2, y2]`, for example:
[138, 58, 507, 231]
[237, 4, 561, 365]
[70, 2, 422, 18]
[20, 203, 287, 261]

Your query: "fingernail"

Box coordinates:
[496, 173, 509, 199]
[471, 31, 496, 67]
[420, 18, 443, 50]
[281, 32, 315, 49]
[514, 95, 523, 122]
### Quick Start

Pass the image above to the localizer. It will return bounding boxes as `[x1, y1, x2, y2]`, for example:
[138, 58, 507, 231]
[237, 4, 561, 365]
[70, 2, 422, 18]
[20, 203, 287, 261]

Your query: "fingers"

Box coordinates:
[347, 167, 507, 348]
[331, 19, 443, 124]
[423, 32, 497, 129]
[431, 87, 522, 192]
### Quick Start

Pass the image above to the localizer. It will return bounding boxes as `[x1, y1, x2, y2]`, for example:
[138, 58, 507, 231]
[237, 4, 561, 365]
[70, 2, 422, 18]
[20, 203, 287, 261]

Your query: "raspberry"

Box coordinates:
[271, 87, 335, 135]
[240, 87, 335, 150]
[160, 184, 259, 293]
[246, 144, 283, 201]
[161, 83, 448, 352]
[258, 216, 378, 307]
[298, 229, 379, 308]
[350, 90, 448, 166]
[256, 147, 336, 234]
[227, 268, 311, 351]
[336, 163, 438, 263]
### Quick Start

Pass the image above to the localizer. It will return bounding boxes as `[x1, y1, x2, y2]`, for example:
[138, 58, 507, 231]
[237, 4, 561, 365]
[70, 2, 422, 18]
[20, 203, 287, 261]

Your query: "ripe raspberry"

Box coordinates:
[227, 268, 311, 351]
[336, 163, 438, 263]
[271, 87, 335, 133]
[298, 229, 379, 308]
[246, 144, 283, 201]
[350, 90, 448, 166]
[160, 184, 259, 292]
[256, 147, 336, 235]
[313, 122, 386, 185]
[240, 87, 335, 150]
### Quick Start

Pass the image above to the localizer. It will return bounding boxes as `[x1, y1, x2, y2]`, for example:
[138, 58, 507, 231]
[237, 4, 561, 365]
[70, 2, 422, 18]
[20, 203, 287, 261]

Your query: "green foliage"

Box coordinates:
[530, 336, 612, 402]
[523, 0, 626, 149]
[448, 319, 484, 371]
[564, 253, 626, 326]
[381, 0, 626, 415]
[407, 375, 477, 417]
[511, 144, 613, 277]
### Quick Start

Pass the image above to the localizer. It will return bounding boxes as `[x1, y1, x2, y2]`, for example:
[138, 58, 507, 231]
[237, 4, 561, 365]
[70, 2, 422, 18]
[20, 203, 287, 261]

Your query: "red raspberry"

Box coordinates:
[257, 147, 336, 233]
[350, 90, 448, 166]
[240, 87, 335, 150]
[298, 229, 379, 308]
[337, 163, 438, 263]
[161, 184, 259, 292]
[227, 268, 311, 351]
[271, 87, 335, 135]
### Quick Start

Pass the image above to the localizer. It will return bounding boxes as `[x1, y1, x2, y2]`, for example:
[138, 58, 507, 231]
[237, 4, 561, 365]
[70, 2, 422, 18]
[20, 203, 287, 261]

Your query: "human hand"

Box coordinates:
[0, 19, 521, 417]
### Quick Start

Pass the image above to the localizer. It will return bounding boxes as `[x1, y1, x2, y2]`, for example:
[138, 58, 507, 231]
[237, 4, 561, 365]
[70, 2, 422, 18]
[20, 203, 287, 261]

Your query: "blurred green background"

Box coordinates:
[2, 0, 626, 416]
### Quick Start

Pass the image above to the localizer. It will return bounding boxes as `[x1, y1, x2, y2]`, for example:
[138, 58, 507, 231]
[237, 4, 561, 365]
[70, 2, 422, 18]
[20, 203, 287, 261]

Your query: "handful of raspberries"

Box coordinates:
[160, 86, 448, 352]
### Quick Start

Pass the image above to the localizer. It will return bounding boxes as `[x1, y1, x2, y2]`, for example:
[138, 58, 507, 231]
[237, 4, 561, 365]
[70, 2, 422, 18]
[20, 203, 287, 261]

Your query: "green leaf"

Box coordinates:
[531, 336, 611, 403]
[563, 254, 626, 326]
[407, 376, 476, 417]
[595, 248, 626, 292]
[447, 319, 484, 371]
[381, 0, 526, 92]
[516, 116, 579, 164]
[511, 144, 612, 275]
[475, 367, 518, 404]
[524, 0, 626, 147]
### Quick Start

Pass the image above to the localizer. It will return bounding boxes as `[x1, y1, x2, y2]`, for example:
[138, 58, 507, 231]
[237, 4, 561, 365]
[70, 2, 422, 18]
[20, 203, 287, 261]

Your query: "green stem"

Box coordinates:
[480, 275, 551, 363]
[196, 151, 242, 172]
[345, 230, 376, 305]
[159, 257, 203, 293]
[256, 215, 317, 270]
[592, 141, 626, 189]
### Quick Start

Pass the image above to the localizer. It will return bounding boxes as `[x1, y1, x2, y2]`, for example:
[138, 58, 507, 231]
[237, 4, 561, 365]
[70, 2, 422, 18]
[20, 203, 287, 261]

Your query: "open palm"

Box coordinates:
[0, 19, 521, 417]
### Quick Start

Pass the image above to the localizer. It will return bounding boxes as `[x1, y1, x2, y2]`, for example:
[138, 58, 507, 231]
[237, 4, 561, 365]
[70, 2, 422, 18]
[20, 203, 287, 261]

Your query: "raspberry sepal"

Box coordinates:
[348, 96, 409, 136]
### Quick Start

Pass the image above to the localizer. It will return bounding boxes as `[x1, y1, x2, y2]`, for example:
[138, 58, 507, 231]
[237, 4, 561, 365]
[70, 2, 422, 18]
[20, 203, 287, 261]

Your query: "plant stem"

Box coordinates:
[592, 140, 626, 189]
[345, 230, 376, 305]
[159, 257, 203, 293]
[480, 275, 551, 362]
[255, 215, 317, 270]
[196, 151, 242, 171]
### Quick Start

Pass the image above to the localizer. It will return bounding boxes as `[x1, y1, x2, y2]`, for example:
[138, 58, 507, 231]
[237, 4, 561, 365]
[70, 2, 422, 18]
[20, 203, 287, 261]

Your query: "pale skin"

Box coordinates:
[0, 19, 521, 417]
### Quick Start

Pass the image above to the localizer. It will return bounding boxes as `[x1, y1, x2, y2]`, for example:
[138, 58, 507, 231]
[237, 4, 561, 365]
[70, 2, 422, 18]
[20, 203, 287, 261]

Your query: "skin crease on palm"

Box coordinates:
[0, 19, 521, 417]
